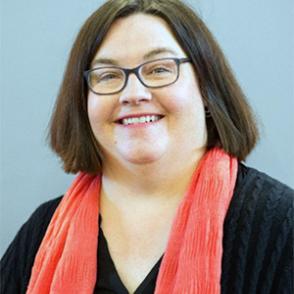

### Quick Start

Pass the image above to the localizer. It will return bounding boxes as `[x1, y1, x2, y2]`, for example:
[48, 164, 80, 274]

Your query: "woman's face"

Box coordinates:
[87, 13, 207, 167]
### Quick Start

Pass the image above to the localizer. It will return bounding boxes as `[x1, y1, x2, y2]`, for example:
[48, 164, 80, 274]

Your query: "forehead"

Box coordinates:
[93, 13, 186, 65]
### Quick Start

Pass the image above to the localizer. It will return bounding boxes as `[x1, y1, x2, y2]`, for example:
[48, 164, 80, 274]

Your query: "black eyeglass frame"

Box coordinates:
[84, 57, 191, 95]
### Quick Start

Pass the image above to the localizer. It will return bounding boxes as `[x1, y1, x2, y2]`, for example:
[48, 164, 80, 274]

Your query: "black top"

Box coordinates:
[1, 163, 293, 294]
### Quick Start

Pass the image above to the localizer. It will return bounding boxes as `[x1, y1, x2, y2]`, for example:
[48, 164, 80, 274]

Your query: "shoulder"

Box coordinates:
[28, 195, 63, 225]
[3, 194, 64, 255]
[221, 163, 293, 293]
[0, 195, 63, 294]
[238, 162, 293, 192]
[227, 162, 293, 236]
[19, 195, 64, 240]
[226, 162, 293, 230]
[16, 195, 64, 255]
[233, 162, 293, 210]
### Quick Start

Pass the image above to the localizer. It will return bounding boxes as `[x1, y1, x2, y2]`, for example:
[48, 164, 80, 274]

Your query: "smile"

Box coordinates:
[116, 113, 164, 126]
[121, 115, 162, 126]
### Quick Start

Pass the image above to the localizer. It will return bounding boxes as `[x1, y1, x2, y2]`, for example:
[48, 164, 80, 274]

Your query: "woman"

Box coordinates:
[1, 0, 293, 293]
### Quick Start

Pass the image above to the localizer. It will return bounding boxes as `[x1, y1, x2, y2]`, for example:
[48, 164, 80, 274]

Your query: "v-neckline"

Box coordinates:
[97, 214, 164, 293]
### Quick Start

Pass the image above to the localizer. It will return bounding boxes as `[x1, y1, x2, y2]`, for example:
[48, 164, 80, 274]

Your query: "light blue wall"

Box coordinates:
[1, 0, 293, 255]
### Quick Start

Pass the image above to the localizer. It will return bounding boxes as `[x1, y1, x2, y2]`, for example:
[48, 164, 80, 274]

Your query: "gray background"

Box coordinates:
[1, 0, 293, 256]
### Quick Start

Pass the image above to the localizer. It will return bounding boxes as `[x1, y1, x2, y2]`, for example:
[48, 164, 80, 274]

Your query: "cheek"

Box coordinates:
[87, 94, 108, 127]
[160, 82, 205, 116]
[161, 80, 206, 137]
[87, 94, 97, 121]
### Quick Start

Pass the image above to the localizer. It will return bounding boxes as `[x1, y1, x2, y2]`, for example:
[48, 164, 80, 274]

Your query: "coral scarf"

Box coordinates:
[27, 147, 238, 293]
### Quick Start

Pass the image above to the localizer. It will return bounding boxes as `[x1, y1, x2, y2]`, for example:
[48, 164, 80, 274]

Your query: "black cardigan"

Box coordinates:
[1, 163, 293, 294]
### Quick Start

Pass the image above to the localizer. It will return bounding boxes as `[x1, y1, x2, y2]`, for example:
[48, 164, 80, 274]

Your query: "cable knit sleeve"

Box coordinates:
[0, 196, 62, 294]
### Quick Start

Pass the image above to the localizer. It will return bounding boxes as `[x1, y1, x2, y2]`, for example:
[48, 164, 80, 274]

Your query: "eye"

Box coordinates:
[90, 68, 124, 85]
[98, 72, 122, 82]
[99, 73, 118, 81]
[142, 60, 176, 78]
[149, 66, 171, 75]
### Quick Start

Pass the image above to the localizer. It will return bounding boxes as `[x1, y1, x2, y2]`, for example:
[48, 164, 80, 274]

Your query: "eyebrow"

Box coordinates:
[91, 47, 178, 68]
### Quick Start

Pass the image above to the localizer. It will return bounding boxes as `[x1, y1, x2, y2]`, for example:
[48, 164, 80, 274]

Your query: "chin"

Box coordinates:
[127, 157, 161, 165]
[120, 150, 165, 165]
[118, 141, 168, 164]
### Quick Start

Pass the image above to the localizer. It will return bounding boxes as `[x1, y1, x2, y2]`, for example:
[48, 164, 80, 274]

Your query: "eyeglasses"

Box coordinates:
[84, 57, 191, 95]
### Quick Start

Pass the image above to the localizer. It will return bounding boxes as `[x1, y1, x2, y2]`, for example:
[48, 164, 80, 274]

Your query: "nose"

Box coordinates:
[118, 73, 152, 105]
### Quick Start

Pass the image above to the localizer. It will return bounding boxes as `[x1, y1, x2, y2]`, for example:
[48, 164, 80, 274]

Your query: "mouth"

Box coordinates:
[115, 114, 165, 126]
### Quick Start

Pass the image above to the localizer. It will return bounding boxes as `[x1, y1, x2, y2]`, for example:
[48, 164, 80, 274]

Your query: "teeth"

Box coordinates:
[121, 115, 161, 125]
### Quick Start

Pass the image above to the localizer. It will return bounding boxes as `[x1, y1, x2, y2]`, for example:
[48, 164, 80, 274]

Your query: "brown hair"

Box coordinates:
[49, 0, 259, 174]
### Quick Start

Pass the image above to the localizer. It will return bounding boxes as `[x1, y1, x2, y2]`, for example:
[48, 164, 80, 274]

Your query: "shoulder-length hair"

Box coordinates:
[49, 0, 259, 174]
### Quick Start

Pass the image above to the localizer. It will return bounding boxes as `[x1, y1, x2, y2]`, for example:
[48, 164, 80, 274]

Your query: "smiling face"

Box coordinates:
[87, 13, 207, 169]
